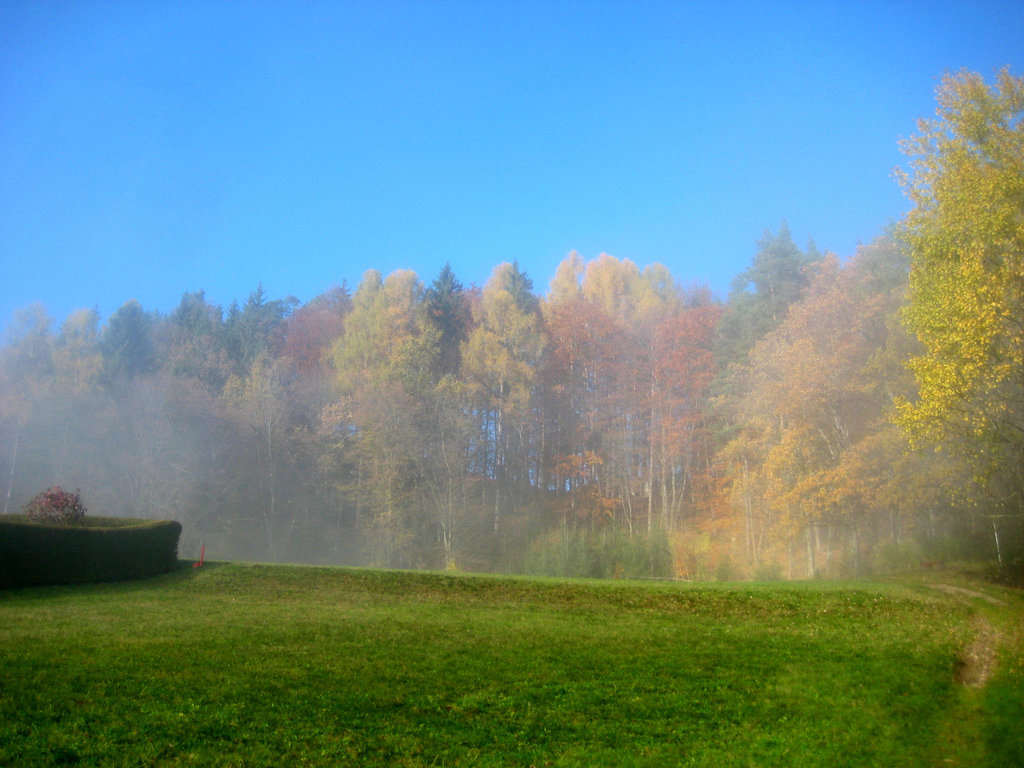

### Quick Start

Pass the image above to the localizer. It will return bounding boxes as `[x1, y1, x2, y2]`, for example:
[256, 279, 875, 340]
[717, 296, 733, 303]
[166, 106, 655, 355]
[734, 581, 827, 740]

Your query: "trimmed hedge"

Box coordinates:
[0, 515, 182, 588]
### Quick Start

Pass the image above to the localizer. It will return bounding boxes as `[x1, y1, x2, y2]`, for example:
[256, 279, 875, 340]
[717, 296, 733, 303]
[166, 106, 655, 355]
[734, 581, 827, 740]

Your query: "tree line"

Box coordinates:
[2, 69, 1021, 578]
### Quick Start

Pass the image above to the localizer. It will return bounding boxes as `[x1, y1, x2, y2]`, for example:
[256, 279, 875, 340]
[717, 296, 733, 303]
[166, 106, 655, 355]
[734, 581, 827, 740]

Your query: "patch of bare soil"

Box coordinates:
[954, 617, 1000, 688]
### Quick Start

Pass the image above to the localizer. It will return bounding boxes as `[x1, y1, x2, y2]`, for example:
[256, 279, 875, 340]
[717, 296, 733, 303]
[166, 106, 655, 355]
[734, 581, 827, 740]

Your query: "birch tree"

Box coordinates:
[896, 68, 1024, 523]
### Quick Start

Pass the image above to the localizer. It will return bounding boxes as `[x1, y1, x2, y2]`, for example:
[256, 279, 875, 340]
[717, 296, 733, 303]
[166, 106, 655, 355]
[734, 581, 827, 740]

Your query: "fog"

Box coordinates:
[0, 244, 1012, 578]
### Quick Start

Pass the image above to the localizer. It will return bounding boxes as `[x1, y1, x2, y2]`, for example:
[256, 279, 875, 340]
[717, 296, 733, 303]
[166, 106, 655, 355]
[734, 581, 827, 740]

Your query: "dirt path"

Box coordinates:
[929, 583, 1007, 688]
[955, 617, 1000, 688]
[929, 583, 1006, 606]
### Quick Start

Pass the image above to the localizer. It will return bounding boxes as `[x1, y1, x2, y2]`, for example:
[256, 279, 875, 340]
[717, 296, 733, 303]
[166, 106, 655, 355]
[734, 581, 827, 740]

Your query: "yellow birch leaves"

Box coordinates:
[895, 69, 1024, 509]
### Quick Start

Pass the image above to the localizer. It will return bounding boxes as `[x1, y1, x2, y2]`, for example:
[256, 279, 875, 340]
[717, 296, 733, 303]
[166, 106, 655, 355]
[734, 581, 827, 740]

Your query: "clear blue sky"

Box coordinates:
[2, 1, 1022, 332]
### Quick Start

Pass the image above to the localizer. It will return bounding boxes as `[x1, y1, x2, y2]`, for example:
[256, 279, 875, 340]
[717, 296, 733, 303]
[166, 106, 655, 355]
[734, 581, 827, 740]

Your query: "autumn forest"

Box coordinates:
[2, 70, 1022, 579]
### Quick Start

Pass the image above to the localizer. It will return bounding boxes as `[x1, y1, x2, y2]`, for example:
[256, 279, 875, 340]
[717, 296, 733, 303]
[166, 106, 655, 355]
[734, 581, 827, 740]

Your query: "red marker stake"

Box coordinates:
[193, 545, 205, 568]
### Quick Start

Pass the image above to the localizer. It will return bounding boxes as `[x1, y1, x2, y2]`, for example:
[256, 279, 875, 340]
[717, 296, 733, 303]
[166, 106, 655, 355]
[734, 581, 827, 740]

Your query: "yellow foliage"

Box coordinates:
[896, 69, 1024, 511]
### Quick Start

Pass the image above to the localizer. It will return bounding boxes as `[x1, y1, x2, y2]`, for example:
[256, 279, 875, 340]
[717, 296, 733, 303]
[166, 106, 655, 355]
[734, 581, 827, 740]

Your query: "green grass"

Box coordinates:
[1, 563, 1021, 767]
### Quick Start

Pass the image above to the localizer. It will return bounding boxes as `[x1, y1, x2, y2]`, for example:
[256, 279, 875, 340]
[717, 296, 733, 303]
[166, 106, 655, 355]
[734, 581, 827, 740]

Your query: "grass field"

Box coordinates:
[2, 563, 1023, 767]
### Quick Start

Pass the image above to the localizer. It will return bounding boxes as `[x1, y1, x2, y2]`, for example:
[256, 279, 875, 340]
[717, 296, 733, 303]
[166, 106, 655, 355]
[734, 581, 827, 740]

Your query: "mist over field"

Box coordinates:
[4, 141, 1022, 578]
[3, 18, 1023, 576]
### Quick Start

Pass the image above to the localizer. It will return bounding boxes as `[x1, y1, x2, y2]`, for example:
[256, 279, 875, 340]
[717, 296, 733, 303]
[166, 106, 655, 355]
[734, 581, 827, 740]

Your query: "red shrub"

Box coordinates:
[24, 486, 88, 525]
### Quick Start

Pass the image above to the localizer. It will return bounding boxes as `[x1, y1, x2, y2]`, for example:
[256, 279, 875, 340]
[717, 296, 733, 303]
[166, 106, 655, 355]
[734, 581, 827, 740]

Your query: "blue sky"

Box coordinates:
[2, 1, 1022, 332]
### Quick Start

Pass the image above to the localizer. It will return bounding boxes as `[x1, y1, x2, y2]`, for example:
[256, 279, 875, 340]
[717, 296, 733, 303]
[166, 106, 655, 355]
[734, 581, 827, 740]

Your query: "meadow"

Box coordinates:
[2, 563, 1023, 767]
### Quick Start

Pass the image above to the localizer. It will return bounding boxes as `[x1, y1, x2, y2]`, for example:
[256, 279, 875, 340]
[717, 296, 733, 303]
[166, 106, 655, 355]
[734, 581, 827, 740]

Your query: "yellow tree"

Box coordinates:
[895, 69, 1024, 523]
[461, 262, 544, 550]
[581, 255, 676, 531]
[547, 251, 585, 305]
[332, 269, 422, 389]
[327, 269, 437, 566]
[53, 309, 103, 396]
[722, 246, 913, 576]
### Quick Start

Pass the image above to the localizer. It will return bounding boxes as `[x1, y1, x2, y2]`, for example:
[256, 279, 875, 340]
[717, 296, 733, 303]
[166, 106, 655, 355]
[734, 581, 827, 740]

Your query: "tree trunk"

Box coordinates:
[2, 420, 20, 516]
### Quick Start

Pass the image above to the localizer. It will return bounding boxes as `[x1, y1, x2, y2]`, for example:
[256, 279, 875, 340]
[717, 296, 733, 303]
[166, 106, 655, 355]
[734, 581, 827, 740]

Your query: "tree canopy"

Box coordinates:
[896, 68, 1024, 519]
